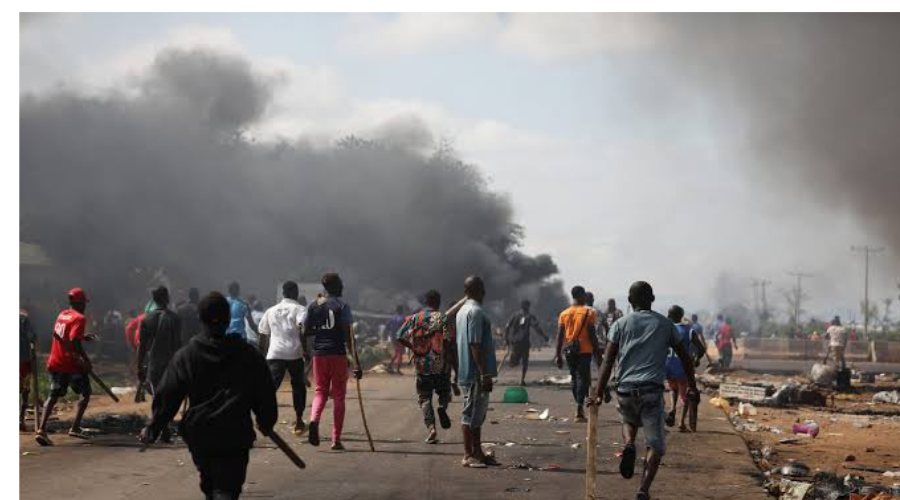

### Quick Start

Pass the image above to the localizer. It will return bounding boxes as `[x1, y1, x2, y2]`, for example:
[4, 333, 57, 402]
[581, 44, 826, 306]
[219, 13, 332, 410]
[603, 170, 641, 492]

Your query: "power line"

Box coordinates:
[751, 278, 772, 322]
[851, 245, 885, 338]
[786, 271, 813, 328]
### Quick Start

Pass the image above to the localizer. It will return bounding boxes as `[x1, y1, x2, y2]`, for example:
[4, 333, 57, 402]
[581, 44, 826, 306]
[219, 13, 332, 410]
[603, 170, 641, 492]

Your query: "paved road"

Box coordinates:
[20, 350, 767, 500]
[734, 359, 900, 374]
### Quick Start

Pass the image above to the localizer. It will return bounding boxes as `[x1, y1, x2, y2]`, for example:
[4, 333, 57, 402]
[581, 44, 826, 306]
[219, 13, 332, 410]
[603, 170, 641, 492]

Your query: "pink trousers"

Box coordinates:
[310, 355, 349, 443]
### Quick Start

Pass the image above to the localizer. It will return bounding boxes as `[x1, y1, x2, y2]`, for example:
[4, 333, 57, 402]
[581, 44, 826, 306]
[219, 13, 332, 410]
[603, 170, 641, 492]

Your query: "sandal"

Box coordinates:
[68, 428, 91, 440]
[35, 433, 53, 447]
[620, 444, 636, 479]
[461, 457, 487, 468]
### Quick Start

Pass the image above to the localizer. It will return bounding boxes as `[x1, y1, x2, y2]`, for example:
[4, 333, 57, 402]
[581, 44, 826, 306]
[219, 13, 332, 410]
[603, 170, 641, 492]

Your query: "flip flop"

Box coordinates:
[35, 433, 53, 447]
[68, 429, 91, 440]
[620, 444, 636, 479]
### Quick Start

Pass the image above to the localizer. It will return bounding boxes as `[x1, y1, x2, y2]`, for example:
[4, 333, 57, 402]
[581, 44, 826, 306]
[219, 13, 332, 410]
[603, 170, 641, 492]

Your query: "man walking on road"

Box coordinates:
[504, 300, 548, 386]
[603, 298, 624, 333]
[385, 305, 407, 374]
[715, 317, 738, 369]
[456, 276, 499, 468]
[36, 288, 95, 446]
[664, 305, 693, 431]
[596, 281, 698, 500]
[138, 286, 183, 442]
[395, 289, 461, 444]
[226, 282, 260, 346]
[178, 287, 202, 342]
[555, 286, 601, 423]
[20, 308, 37, 432]
[140, 292, 278, 500]
[303, 273, 363, 451]
[258, 280, 309, 436]
[825, 316, 847, 370]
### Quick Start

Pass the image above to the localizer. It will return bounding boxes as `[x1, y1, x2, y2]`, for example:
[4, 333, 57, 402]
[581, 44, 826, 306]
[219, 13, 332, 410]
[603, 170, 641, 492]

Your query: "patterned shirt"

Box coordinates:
[395, 308, 454, 376]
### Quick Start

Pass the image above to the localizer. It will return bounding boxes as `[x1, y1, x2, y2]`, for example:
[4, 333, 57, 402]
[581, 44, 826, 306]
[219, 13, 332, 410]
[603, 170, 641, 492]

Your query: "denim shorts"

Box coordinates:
[617, 390, 666, 455]
[461, 380, 490, 429]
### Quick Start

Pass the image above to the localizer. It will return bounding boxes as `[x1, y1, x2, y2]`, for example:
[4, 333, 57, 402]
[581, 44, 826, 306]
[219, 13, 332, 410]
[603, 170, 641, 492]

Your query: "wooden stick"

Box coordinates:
[585, 396, 599, 500]
[496, 348, 511, 375]
[349, 326, 375, 452]
[88, 370, 120, 403]
[30, 345, 41, 426]
[268, 430, 307, 469]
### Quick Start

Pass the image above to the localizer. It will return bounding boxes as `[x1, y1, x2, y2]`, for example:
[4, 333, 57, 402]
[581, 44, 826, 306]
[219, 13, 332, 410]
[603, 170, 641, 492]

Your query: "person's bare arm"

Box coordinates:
[554, 324, 565, 368]
[245, 308, 259, 335]
[595, 342, 619, 401]
[673, 343, 698, 391]
[469, 343, 492, 392]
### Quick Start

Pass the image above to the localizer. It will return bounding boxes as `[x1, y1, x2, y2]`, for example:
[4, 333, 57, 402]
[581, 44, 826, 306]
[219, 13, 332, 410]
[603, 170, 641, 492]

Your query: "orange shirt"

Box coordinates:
[558, 305, 596, 354]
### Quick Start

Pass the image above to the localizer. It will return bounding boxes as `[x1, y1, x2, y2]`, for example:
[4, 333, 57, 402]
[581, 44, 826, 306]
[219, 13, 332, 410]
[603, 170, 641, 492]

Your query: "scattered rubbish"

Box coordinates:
[780, 460, 811, 477]
[775, 479, 814, 500]
[721, 383, 770, 402]
[508, 462, 535, 470]
[525, 408, 550, 420]
[536, 375, 572, 386]
[490, 420, 499, 425]
[846, 465, 888, 474]
[792, 422, 820, 438]
[873, 391, 900, 405]
[368, 364, 388, 374]
[723, 449, 741, 454]
[545, 463, 561, 470]
[759, 383, 827, 407]
[883, 471, 900, 478]
[539, 409, 550, 420]
[505, 442, 516, 447]
[110, 386, 136, 396]
[846, 455, 857, 462]
[779, 438, 803, 445]
[853, 418, 872, 429]
[811, 363, 839, 386]
[709, 397, 732, 412]
[554, 431, 570, 435]
[570, 443, 581, 449]
[739, 402, 758, 417]
[866, 448, 875, 453]
[22, 451, 37, 456]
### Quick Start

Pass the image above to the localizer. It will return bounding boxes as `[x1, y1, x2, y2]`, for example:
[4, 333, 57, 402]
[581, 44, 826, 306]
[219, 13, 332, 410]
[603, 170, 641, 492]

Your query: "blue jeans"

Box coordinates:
[567, 353, 593, 409]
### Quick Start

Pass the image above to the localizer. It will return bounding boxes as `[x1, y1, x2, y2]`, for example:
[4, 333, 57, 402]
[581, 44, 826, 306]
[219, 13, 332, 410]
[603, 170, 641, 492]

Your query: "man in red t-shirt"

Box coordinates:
[125, 310, 147, 402]
[36, 288, 95, 446]
[715, 318, 738, 369]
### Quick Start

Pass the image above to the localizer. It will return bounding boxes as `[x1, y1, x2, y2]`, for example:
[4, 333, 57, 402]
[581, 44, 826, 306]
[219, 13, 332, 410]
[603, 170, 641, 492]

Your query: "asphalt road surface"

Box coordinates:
[20, 350, 767, 500]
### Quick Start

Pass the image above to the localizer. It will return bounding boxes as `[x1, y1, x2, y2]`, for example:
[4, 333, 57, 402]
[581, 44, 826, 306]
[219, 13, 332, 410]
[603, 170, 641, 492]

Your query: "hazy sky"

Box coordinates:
[20, 13, 900, 322]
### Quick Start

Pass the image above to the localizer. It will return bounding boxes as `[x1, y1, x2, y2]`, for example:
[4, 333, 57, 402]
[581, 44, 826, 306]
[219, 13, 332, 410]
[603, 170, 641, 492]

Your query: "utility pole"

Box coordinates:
[787, 272, 813, 329]
[851, 245, 885, 338]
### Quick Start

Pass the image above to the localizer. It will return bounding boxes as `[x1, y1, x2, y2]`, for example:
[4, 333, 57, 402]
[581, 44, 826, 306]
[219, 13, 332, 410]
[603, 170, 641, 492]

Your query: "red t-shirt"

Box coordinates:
[47, 309, 87, 373]
[125, 314, 144, 350]
[717, 323, 733, 350]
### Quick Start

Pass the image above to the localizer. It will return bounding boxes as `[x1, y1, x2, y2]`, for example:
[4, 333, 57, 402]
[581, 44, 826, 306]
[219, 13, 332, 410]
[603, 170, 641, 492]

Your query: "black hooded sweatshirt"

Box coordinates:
[147, 332, 277, 451]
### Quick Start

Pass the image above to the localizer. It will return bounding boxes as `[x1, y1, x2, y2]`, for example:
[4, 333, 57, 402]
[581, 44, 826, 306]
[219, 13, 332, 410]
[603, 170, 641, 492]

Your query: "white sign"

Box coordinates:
[719, 383, 768, 402]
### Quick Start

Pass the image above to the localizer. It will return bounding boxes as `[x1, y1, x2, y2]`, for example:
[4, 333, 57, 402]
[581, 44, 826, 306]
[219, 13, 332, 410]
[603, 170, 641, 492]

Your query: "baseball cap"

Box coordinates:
[68, 287, 89, 303]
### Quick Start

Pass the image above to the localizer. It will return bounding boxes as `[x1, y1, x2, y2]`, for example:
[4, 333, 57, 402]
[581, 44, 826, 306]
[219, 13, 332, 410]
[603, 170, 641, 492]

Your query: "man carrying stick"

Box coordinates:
[303, 272, 363, 451]
[456, 276, 499, 468]
[595, 281, 698, 500]
[36, 288, 96, 446]
[140, 292, 278, 500]
[137, 286, 183, 442]
[394, 290, 463, 444]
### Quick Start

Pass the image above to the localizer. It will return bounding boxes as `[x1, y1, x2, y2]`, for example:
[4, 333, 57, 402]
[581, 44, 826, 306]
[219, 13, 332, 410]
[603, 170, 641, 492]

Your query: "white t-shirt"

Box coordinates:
[826, 325, 846, 348]
[257, 298, 307, 360]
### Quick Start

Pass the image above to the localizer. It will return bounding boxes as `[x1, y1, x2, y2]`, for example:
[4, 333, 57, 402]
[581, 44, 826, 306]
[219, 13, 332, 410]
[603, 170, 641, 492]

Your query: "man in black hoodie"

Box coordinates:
[141, 292, 278, 500]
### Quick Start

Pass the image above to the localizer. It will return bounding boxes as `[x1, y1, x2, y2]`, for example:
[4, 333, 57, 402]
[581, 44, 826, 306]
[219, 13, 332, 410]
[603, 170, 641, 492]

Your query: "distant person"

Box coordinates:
[665, 305, 692, 431]
[385, 305, 407, 374]
[504, 300, 548, 386]
[126, 308, 148, 402]
[555, 286, 601, 423]
[177, 287, 202, 343]
[140, 292, 277, 500]
[585, 292, 607, 350]
[302, 273, 363, 451]
[257, 280, 309, 436]
[824, 316, 847, 370]
[251, 299, 266, 354]
[596, 281, 698, 500]
[603, 298, 624, 332]
[137, 286, 183, 442]
[20, 308, 37, 432]
[848, 327, 859, 342]
[715, 317, 738, 368]
[226, 282, 260, 346]
[36, 288, 96, 446]
[456, 276, 499, 468]
[394, 290, 462, 444]
[102, 309, 125, 357]
[689, 313, 708, 365]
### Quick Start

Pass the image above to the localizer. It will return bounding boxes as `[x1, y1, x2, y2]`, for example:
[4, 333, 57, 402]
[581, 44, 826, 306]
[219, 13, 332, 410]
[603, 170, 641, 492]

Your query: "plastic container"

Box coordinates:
[503, 386, 529, 404]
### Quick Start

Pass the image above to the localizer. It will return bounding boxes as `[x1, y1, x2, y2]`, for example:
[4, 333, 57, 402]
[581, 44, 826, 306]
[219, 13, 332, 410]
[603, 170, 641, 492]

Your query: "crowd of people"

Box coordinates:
[19, 273, 747, 500]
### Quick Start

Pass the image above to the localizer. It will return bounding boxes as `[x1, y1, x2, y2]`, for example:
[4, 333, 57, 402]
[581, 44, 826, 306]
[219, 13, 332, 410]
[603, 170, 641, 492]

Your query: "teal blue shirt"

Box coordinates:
[455, 299, 497, 385]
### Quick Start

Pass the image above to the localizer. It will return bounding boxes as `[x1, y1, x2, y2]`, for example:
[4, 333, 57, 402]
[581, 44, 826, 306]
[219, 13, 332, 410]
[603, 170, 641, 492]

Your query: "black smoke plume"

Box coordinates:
[20, 48, 566, 317]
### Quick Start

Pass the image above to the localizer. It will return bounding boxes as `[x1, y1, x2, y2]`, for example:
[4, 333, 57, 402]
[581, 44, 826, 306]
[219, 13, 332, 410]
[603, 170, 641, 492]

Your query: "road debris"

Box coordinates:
[873, 391, 900, 405]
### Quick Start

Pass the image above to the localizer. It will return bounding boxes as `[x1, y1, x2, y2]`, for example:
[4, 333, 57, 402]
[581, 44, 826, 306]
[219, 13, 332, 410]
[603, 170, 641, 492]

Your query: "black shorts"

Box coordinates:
[49, 372, 92, 398]
[416, 373, 451, 397]
[508, 342, 530, 367]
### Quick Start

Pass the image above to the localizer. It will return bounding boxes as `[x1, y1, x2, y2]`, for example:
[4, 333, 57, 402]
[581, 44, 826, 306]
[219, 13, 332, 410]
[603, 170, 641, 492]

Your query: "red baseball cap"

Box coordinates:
[68, 287, 89, 303]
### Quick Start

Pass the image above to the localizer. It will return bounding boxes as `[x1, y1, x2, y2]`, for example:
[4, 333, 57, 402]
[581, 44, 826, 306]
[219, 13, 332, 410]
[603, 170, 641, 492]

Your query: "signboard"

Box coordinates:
[719, 383, 768, 402]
